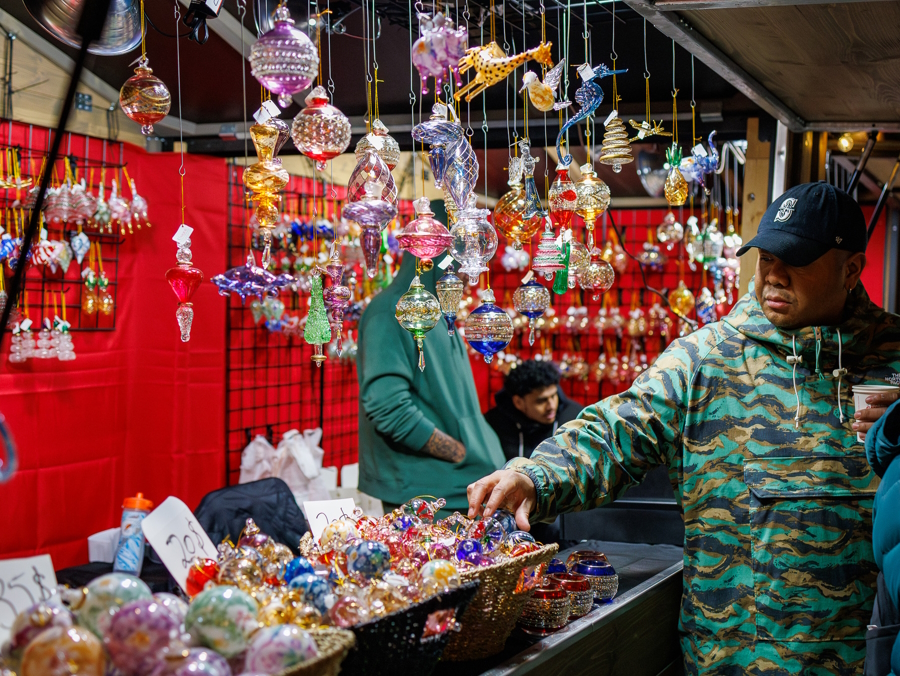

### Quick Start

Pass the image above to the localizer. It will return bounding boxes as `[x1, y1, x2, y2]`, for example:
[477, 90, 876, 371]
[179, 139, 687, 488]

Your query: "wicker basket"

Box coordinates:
[280, 628, 356, 676]
[339, 580, 481, 676]
[441, 543, 559, 661]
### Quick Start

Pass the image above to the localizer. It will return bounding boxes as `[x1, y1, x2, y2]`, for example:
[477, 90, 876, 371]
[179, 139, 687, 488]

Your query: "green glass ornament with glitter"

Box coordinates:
[553, 240, 571, 294]
[305, 273, 332, 366]
[395, 275, 441, 371]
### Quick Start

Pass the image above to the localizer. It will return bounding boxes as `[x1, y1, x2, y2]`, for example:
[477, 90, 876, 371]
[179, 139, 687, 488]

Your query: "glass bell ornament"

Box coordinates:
[342, 181, 397, 279]
[465, 288, 513, 364]
[513, 278, 551, 345]
[305, 273, 332, 366]
[532, 226, 564, 280]
[322, 246, 351, 354]
[548, 163, 578, 230]
[597, 115, 634, 173]
[119, 57, 171, 135]
[436, 268, 464, 335]
[449, 193, 498, 286]
[494, 154, 542, 250]
[664, 145, 689, 207]
[668, 280, 696, 318]
[656, 211, 684, 249]
[397, 197, 453, 262]
[395, 275, 442, 371]
[249, 4, 319, 108]
[166, 236, 203, 342]
[575, 163, 610, 250]
[355, 119, 401, 170]
[291, 86, 352, 170]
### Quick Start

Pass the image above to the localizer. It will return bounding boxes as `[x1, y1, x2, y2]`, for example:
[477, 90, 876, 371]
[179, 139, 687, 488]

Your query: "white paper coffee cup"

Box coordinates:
[852, 384, 899, 443]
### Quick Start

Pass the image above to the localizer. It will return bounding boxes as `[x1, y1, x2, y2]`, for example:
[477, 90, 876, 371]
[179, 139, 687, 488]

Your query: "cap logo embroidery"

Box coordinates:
[774, 198, 798, 222]
[836, 236, 843, 244]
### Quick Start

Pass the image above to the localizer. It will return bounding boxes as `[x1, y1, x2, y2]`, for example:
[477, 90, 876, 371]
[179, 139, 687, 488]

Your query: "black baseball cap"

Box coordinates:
[737, 182, 867, 267]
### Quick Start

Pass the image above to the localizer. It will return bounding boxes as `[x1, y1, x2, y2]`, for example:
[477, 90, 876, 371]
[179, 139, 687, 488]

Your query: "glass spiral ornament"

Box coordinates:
[322, 246, 351, 354]
[342, 181, 397, 279]
[119, 57, 171, 135]
[436, 269, 464, 335]
[165, 233, 203, 342]
[465, 289, 513, 364]
[575, 163, 610, 250]
[355, 119, 401, 170]
[396, 197, 453, 263]
[395, 275, 442, 371]
[597, 116, 634, 173]
[249, 5, 319, 108]
[291, 86, 352, 170]
[243, 118, 291, 267]
[513, 278, 551, 345]
[449, 194, 498, 286]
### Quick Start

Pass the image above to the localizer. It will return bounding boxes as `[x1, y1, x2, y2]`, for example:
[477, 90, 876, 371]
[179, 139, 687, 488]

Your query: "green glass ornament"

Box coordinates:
[553, 240, 571, 294]
[395, 275, 441, 372]
[304, 274, 332, 366]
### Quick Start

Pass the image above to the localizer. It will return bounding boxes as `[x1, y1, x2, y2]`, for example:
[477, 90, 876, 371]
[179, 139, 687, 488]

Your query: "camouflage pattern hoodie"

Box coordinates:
[509, 284, 900, 675]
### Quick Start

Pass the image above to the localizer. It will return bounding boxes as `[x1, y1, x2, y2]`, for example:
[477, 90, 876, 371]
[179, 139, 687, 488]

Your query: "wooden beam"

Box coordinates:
[739, 117, 772, 299]
[652, 0, 894, 10]
[624, 0, 806, 132]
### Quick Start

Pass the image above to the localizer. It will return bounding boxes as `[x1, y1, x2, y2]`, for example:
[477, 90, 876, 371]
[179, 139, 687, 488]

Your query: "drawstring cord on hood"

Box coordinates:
[833, 328, 848, 423]
[814, 328, 825, 381]
[787, 335, 803, 429]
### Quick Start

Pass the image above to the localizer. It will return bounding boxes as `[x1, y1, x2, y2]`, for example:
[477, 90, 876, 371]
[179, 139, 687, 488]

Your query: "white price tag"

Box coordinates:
[39, 228, 48, 241]
[438, 255, 454, 270]
[521, 270, 534, 284]
[366, 133, 385, 150]
[0, 555, 59, 647]
[43, 317, 52, 330]
[81, 268, 92, 279]
[19, 318, 32, 331]
[563, 229, 573, 243]
[172, 224, 194, 244]
[253, 100, 282, 124]
[302, 498, 358, 541]
[142, 497, 218, 594]
[603, 110, 618, 127]
[692, 143, 708, 158]
[577, 63, 595, 81]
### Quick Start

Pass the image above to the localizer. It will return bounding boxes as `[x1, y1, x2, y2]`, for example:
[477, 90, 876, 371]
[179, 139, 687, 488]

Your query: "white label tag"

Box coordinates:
[603, 110, 618, 127]
[564, 229, 573, 243]
[578, 63, 595, 81]
[39, 228, 48, 241]
[438, 255, 454, 270]
[253, 100, 282, 124]
[521, 270, 534, 284]
[692, 143, 708, 157]
[142, 497, 218, 594]
[366, 133, 385, 150]
[19, 318, 32, 331]
[172, 224, 193, 244]
[0, 555, 59, 647]
[302, 498, 358, 541]
[383, 254, 394, 265]
[43, 317, 52, 330]
[81, 268, 92, 279]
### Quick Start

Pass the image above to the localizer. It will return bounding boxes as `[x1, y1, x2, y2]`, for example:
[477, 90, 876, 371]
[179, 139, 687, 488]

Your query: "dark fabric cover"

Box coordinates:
[194, 478, 309, 555]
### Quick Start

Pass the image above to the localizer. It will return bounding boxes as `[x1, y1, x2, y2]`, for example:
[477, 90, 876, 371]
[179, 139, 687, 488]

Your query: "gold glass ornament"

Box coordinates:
[668, 280, 696, 318]
[395, 275, 442, 371]
[244, 118, 291, 267]
[664, 146, 688, 207]
[575, 163, 610, 250]
[494, 157, 542, 250]
[355, 119, 401, 170]
[119, 57, 171, 136]
[582, 250, 615, 301]
[597, 116, 633, 173]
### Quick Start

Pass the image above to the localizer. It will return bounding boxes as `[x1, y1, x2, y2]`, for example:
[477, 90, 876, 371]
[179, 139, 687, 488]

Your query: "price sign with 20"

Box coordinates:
[142, 497, 218, 593]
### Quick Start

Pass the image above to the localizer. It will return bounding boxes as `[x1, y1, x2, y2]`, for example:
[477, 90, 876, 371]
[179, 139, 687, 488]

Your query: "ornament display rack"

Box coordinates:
[0, 119, 126, 332]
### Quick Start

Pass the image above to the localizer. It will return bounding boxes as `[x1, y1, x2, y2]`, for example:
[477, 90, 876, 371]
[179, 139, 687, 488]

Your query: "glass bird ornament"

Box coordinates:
[291, 86, 351, 170]
[575, 163, 610, 250]
[412, 12, 468, 95]
[305, 273, 331, 367]
[243, 118, 291, 267]
[436, 268, 464, 335]
[249, 4, 318, 108]
[119, 57, 171, 136]
[342, 181, 398, 279]
[412, 103, 478, 212]
[532, 226, 564, 280]
[513, 278, 551, 345]
[322, 246, 351, 355]
[520, 61, 570, 112]
[556, 63, 627, 166]
[664, 145, 689, 207]
[656, 211, 684, 250]
[597, 115, 634, 173]
[397, 197, 453, 262]
[355, 119, 401, 170]
[465, 288, 513, 363]
[549, 163, 578, 230]
[454, 41, 553, 103]
[668, 280, 696, 319]
[448, 193, 497, 286]
[347, 150, 397, 206]
[395, 275, 442, 371]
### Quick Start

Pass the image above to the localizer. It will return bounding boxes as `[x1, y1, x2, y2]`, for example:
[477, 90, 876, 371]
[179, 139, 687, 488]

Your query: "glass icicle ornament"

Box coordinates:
[243, 118, 291, 267]
[119, 57, 171, 136]
[664, 145, 689, 207]
[548, 163, 577, 230]
[449, 193, 498, 286]
[513, 278, 551, 345]
[494, 156, 542, 251]
[668, 280, 696, 319]
[465, 288, 513, 363]
[166, 232, 204, 342]
[291, 86, 352, 170]
[342, 181, 397, 278]
[305, 273, 331, 366]
[436, 269, 464, 335]
[597, 116, 634, 173]
[322, 246, 351, 354]
[656, 211, 684, 250]
[249, 4, 319, 108]
[355, 119, 401, 170]
[575, 163, 610, 250]
[397, 197, 453, 262]
[395, 275, 442, 371]
[532, 226, 564, 280]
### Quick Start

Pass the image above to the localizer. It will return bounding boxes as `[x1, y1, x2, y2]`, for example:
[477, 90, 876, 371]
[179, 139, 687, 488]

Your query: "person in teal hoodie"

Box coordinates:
[357, 251, 505, 513]
[467, 182, 900, 674]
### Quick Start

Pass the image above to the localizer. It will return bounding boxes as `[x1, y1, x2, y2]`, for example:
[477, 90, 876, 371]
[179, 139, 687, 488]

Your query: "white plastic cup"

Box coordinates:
[851, 384, 900, 443]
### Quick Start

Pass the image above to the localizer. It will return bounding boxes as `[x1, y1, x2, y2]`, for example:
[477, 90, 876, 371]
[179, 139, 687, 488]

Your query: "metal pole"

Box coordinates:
[847, 130, 878, 195]
[867, 152, 900, 241]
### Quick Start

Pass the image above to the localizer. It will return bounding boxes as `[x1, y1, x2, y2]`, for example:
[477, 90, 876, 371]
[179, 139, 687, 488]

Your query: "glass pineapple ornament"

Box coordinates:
[597, 115, 634, 173]
[395, 275, 442, 371]
[291, 86, 352, 170]
[97, 272, 115, 315]
[465, 288, 513, 364]
[397, 197, 453, 263]
[664, 145, 689, 207]
[119, 57, 171, 135]
[81, 270, 99, 315]
[342, 181, 398, 279]
[249, 4, 319, 108]
[575, 163, 610, 250]
[436, 268, 464, 335]
[305, 273, 332, 366]
[494, 156, 542, 251]
[322, 246, 351, 354]
[243, 118, 291, 267]
[165, 229, 204, 342]
[355, 119, 401, 170]
[513, 277, 551, 345]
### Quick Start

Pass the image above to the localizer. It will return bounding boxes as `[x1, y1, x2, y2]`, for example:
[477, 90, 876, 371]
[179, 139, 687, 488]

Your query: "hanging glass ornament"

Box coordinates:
[465, 288, 513, 363]
[518, 139, 546, 221]
[575, 163, 610, 250]
[249, 5, 319, 108]
[597, 115, 634, 173]
[243, 118, 291, 267]
[696, 220, 725, 266]
[494, 156, 542, 250]
[322, 246, 351, 354]
[397, 197, 453, 262]
[395, 275, 442, 371]
[347, 150, 397, 205]
[568, 240, 590, 290]
[532, 226, 564, 280]
[555, 63, 626, 166]
[436, 268, 464, 335]
[513, 278, 551, 345]
[664, 145, 689, 207]
[453, 41, 553, 103]
[696, 287, 717, 325]
[449, 193, 497, 286]
[291, 86, 352, 170]
[342, 181, 397, 279]
[211, 252, 294, 302]
[411, 103, 478, 212]
[637, 242, 666, 271]
[722, 207, 742, 259]
[305, 273, 331, 366]
[119, 57, 171, 136]
[668, 280, 696, 319]
[355, 119, 401, 170]
[656, 211, 684, 250]
[600, 238, 627, 275]
[581, 249, 615, 301]
[411, 11, 468, 95]
[548, 163, 578, 230]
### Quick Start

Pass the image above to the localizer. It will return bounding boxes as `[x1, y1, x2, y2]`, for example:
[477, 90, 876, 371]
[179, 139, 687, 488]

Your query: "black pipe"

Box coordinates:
[847, 130, 879, 195]
[867, 153, 900, 242]
[0, 0, 113, 345]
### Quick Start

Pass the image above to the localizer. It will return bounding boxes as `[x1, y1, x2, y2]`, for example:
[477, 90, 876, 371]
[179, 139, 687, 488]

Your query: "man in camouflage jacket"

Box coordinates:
[468, 183, 900, 674]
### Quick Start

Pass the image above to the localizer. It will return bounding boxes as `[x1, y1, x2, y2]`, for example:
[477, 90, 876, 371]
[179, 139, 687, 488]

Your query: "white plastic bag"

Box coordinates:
[274, 428, 332, 505]
[239, 434, 277, 484]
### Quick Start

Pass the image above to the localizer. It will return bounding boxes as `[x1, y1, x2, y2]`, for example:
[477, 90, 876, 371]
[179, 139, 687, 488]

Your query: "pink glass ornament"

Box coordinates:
[165, 234, 203, 342]
[291, 86, 351, 170]
[322, 246, 351, 354]
[249, 5, 319, 108]
[119, 57, 171, 136]
[397, 197, 453, 261]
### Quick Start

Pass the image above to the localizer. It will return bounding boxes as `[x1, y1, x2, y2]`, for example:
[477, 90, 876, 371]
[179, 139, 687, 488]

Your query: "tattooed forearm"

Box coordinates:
[423, 429, 466, 463]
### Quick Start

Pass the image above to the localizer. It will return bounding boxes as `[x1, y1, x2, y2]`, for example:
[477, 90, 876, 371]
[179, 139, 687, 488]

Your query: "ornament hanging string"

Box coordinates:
[140, 0, 147, 60]
[690, 54, 697, 147]
[175, 1, 186, 226]
[643, 18, 651, 125]
[671, 39, 678, 146]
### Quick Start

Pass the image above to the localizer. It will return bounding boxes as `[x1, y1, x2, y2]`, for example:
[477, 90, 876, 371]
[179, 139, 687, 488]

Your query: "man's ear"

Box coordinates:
[512, 395, 527, 414]
[846, 252, 866, 290]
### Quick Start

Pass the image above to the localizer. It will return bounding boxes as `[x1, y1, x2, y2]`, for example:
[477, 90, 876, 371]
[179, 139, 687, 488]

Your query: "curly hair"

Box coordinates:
[504, 360, 561, 398]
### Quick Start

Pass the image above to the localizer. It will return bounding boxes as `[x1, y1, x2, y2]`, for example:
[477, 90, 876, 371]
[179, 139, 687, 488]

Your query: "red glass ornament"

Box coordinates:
[166, 265, 203, 304]
[186, 558, 219, 597]
[548, 166, 577, 230]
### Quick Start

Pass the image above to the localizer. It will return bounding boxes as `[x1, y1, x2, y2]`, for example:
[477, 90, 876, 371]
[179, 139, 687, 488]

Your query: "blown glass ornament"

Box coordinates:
[597, 115, 634, 173]
[342, 181, 397, 278]
[395, 275, 442, 371]
[249, 5, 319, 108]
[518, 138, 546, 221]
[355, 119, 401, 170]
[291, 86, 352, 170]
[347, 150, 397, 206]
[668, 280, 696, 318]
[465, 288, 513, 363]
[305, 274, 331, 366]
[494, 156, 542, 250]
[532, 227, 564, 280]
[696, 286, 717, 325]
[513, 278, 551, 345]
[436, 269, 464, 335]
[656, 211, 684, 249]
[397, 197, 453, 262]
[696, 220, 725, 266]
[664, 146, 689, 207]
[243, 118, 291, 267]
[449, 193, 498, 285]
[411, 103, 478, 212]
[322, 246, 351, 354]
[575, 163, 610, 250]
[119, 57, 171, 135]
[581, 249, 615, 301]
[548, 163, 578, 230]
[165, 235, 203, 342]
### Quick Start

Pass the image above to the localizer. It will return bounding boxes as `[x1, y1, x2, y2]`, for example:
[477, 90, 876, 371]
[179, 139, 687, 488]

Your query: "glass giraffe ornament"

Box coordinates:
[165, 230, 204, 342]
[249, 4, 319, 108]
[342, 181, 398, 279]
[575, 163, 610, 250]
[395, 275, 442, 371]
[465, 288, 513, 363]
[243, 118, 291, 267]
[435, 268, 464, 335]
[322, 246, 351, 354]
[291, 86, 352, 170]
[119, 56, 171, 135]
[513, 277, 551, 345]
[305, 273, 331, 366]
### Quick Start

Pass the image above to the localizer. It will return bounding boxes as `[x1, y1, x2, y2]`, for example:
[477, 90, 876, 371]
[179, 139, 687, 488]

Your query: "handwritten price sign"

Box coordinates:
[0, 554, 58, 646]
[302, 498, 357, 541]
[142, 497, 217, 594]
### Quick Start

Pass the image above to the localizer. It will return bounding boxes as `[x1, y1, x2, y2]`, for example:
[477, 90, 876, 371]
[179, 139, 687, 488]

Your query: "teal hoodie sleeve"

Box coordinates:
[866, 398, 900, 478]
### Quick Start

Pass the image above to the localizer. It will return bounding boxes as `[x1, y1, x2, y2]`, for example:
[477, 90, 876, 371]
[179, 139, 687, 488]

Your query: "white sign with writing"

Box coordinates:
[302, 498, 357, 541]
[142, 497, 217, 594]
[0, 554, 59, 646]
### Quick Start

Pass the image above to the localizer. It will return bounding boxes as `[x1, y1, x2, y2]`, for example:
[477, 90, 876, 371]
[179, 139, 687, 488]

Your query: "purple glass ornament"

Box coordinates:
[154, 648, 233, 676]
[322, 246, 351, 354]
[342, 182, 397, 279]
[104, 598, 181, 675]
[249, 5, 319, 108]
[211, 253, 294, 302]
[397, 197, 453, 261]
[347, 151, 397, 206]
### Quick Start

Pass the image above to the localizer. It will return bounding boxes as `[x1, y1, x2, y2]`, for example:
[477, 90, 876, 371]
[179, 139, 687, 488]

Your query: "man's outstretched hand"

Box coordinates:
[467, 470, 537, 531]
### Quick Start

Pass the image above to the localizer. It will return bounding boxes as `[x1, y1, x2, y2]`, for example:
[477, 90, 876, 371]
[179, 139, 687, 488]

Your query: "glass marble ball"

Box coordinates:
[249, 4, 319, 108]
[217, 557, 264, 593]
[283, 556, 316, 585]
[21, 626, 106, 676]
[9, 600, 74, 654]
[154, 592, 189, 623]
[464, 288, 513, 364]
[77, 572, 153, 638]
[346, 540, 392, 579]
[493, 509, 518, 536]
[244, 625, 319, 673]
[403, 496, 436, 523]
[119, 58, 171, 135]
[185, 586, 259, 658]
[103, 598, 181, 675]
[291, 86, 352, 170]
[506, 530, 537, 547]
[419, 560, 461, 590]
[287, 573, 331, 615]
[319, 518, 359, 550]
[155, 648, 232, 676]
[456, 538, 483, 561]
[476, 517, 506, 553]
[329, 596, 371, 628]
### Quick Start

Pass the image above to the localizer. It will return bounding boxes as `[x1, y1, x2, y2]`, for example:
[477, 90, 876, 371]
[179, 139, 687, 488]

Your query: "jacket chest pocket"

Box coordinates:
[744, 455, 880, 644]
